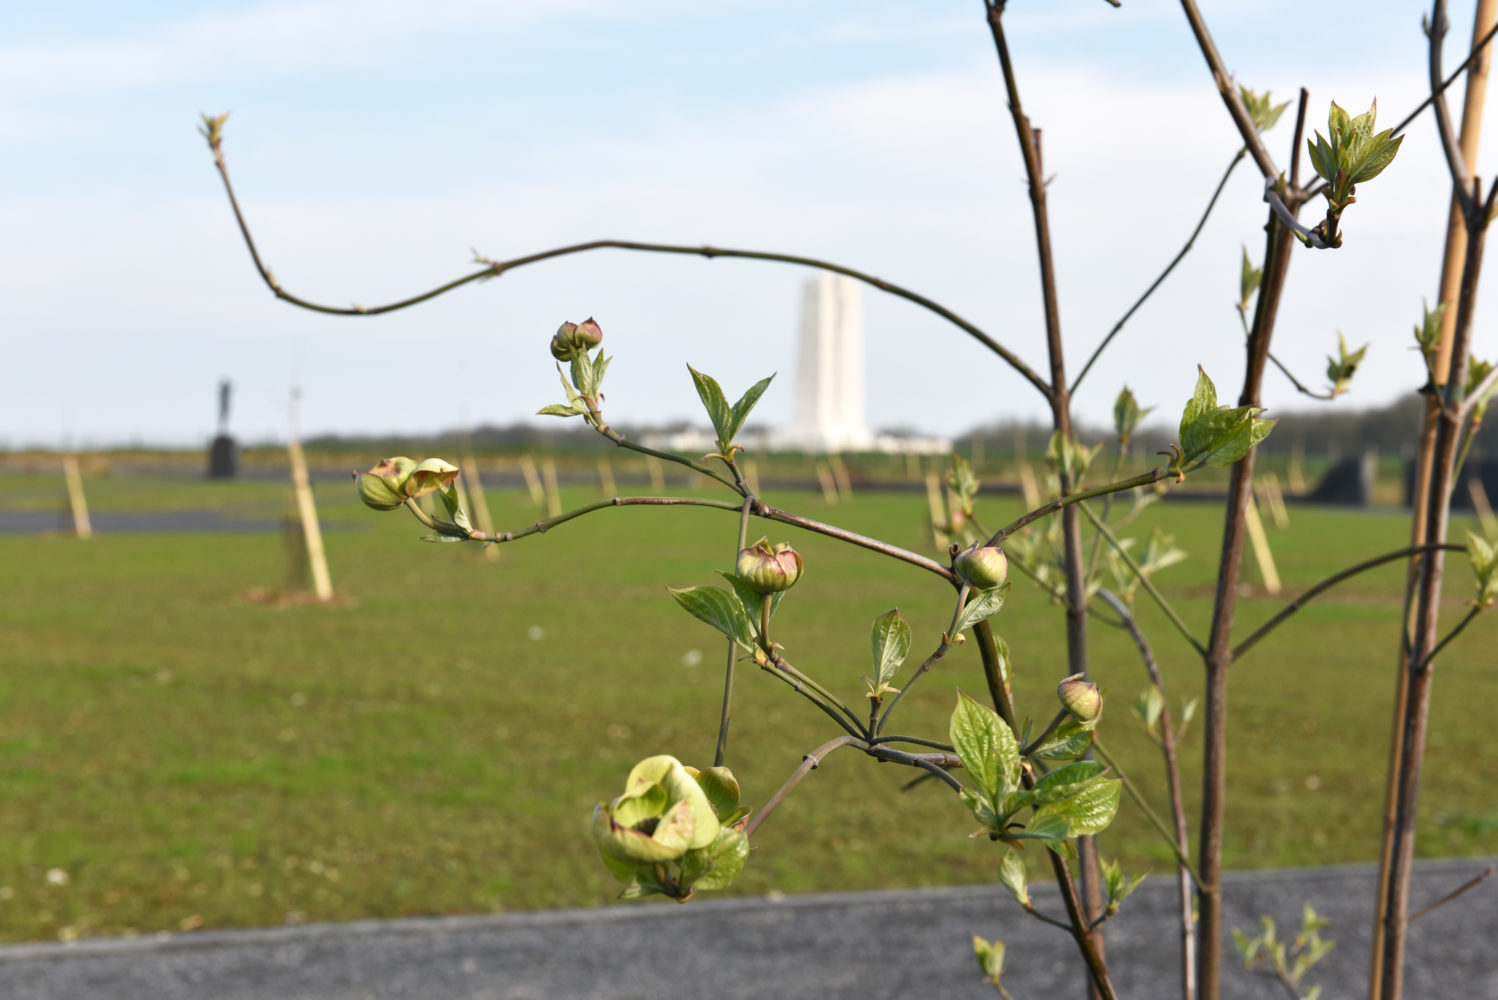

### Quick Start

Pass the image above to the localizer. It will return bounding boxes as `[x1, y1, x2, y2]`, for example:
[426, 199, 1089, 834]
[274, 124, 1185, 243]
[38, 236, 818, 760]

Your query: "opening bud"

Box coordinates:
[550, 318, 604, 361]
[735, 538, 804, 595]
[955, 543, 1008, 590]
[354, 456, 416, 511]
[1058, 673, 1102, 723]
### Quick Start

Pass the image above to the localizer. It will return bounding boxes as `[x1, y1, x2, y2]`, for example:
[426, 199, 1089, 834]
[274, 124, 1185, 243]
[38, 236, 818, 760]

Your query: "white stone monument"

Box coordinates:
[790, 272, 874, 452]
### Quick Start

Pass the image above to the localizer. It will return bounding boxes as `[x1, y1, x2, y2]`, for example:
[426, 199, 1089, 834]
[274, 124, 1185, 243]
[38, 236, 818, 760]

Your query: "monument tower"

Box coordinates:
[792, 272, 873, 452]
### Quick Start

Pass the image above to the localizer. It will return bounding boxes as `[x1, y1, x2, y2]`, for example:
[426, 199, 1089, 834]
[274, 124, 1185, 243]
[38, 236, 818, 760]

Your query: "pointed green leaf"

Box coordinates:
[1178, 368, 1275, 468]
[952, 582, 1011, 636]
[1349, 130, 1402, 184]
[725, 374, 775, 444]
[950, 690, 1018, 801]
[687, 365, 733, 448]
[436, 482, 473, 534]
[998, 851, 1029, 907]
[719, 571, 783, 631]
[972, 936, 1006, 984]
[570, 353, 595, 400]
[668, 586, 755, 651]
[870, 608, 912, 690]
[1027, 715, 1094, 762]
[536, 403, 586, 418]
[1036, 776, 1121, 837]
[679, 826, 749, 891]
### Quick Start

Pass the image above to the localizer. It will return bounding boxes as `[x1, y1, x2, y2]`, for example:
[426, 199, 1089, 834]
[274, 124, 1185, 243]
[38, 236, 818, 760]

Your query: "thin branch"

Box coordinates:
[458, 495, 747, 543]
[1431, 1, 1481, 217]
[1092, 738, 1207, 888]
[714, 499, 754, 767]
[1289, 89, 1309, 190]
[1268, 351, 1338, 400]
[1081, 502, 1207, 655]
[989, 467, 1173, 544]
[1175, 0, 1281, 180]
[1409, 865, 1495, 921]
[1072, 148, 1246, 394]
[744, 736, 860, 838]
[1423, 604, 1484, 666]
[1231, 543, 1464, 660]
[1462, 362, 1498, 416]
[755, 499, 955, 580]
[201, 123, 1051, 399]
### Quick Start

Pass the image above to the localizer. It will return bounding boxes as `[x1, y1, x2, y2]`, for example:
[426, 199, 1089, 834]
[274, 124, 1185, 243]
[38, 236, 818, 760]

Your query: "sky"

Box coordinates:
[4, 1, 1497, 449]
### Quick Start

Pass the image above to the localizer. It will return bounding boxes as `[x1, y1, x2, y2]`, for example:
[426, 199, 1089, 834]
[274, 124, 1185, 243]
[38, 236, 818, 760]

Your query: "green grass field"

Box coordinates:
[0, 466, 1493, 943]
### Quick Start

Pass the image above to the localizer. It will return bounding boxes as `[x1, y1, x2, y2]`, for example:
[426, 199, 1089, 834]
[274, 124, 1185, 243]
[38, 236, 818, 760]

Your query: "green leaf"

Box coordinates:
[952, 582, 1011, 636]
[1239, 246, 1263, 312]
[1113, 387, 1149, 446]
[436, 482, 473, 534]
[950, 690, 1019, 802]
[536, 403, 585, 418]
[1036, 776, 1121, 837]
[1349, 130, 1402, 185]
[726, 374, 775, 445]
[1030, 760, 1107, 804]
[687, 365, 733, 449]
[592, 351, 612, 393]
[998, 851, 1029, 907]
[418, 533, 464, 543]
[668, 586, 755, 652]
[570, 353, 595, 400]
[1027, 715, 1094, 762]
[1466, 530, 1498, 606]
[1010, 811, 1070, 847]
[1178, 367, 1275, 469]
[680, 826, 749, 891]
[972, 935, 1006, 985]
[718, 572, 783, 633]
[870, 608, 912, 692]
[960, 787, 1002, 832]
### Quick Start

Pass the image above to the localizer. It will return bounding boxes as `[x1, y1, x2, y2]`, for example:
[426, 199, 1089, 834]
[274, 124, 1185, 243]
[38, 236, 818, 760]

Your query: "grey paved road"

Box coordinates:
[2, 860, 1493, 999]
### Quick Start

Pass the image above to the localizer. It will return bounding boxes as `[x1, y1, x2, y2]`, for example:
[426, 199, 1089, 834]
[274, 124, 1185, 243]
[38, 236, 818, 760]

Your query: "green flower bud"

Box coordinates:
[550, 318, 604, 361]
[403, 458, 460, 499]
[592, 755, 720, 866]
[354, 456, 416, 511]
[955, 543, 1008, 590]
[735, 538, 804, 594]
[550, 322, 579, 361]
[1058, 673, 1102, 723]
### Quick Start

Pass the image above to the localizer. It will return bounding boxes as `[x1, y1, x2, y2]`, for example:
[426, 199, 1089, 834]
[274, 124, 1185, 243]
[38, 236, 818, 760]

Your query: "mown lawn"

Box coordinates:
[0, 466, 1493, 942]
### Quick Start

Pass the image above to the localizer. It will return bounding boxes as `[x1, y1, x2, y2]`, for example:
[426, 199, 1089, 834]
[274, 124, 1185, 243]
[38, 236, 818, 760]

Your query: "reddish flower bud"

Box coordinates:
[735, 538, 804, 594]
[1057, 673, 1102, 723]
[955, 543, 1008, 590]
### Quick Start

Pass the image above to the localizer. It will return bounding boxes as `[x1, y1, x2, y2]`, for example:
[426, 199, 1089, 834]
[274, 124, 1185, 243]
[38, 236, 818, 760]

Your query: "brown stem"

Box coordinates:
[1175, 0, 1282, 181]
[1379, 200, 1488, 1000]
[1095, 588, 1196, 1000]
[984, 8, 1106, 981]
[1197, 203, 1296, 1000]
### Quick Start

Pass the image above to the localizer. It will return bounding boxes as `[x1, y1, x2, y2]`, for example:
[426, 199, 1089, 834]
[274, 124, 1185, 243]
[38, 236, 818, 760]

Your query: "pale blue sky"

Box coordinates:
[3, 1, 1494, 447]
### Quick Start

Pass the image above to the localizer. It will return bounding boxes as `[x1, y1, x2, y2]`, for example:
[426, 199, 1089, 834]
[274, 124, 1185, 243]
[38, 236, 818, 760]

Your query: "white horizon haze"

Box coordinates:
[3, 1, 1496, 450]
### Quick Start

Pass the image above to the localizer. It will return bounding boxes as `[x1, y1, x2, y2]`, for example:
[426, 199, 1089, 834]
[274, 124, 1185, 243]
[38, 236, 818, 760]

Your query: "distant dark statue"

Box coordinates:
[208, 378, 239, 479]
[1304, 451, 1375, 506]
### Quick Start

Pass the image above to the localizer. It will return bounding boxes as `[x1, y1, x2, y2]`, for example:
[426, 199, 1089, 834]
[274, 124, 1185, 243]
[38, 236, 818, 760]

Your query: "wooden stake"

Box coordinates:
[1017, 461, 1042, 512]
[460, 455, 501, 562]
[814, 462, 838, 503]
[923, 471, 946, 548]
[286, 422, 333, 602]
[829, 453, 853, 500]
[1470, 478, 1498, 538]
[743, 458, 761, 497]
[519, 454, 546, 506]
[596, 456, 617, 497]
[1243, 494, 1281, 595]
[62, 453, 93, 539]
[541, 457, 563, 518]
[647, 456, 666, 493]
[1287, 441, 1307, 494]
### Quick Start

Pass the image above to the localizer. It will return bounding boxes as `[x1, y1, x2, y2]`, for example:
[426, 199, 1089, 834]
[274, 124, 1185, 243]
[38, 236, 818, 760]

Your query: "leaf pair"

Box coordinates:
[1177, 368, 1275, 471]
[688, 366, 774, 458]
[537, 351, 613, 421]
[864, 608, 911, 700]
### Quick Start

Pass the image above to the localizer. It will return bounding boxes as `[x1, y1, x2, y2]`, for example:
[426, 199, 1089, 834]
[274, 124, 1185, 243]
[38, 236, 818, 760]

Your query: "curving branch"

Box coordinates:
[1072, 148, 1247, 394]
[1231, 543, 1464, 661]
[201, 117, 1052, 400]
[1176, 0, 1282, 181]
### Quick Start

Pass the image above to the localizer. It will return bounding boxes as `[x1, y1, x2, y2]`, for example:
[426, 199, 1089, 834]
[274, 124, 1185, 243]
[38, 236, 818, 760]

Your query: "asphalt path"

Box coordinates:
[2, 860, 1493, 999]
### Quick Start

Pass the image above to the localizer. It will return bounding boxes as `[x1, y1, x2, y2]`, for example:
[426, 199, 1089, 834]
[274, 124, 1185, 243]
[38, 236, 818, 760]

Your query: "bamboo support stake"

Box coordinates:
[1374, 6, 1497, 996]
[647, 456, 666, 493]
[62, 453, 93, 539]
[1287, 441, 1307, 494]
[829, 453, 853, 500]
[286, 430, 333, 602]
[1017, 460, 1042, 511]
[923, 471, 946, 547]
[597, 456, 617, 497]
[519, 454, 546, 506]
[460, 456, 501, 562]
[814, 462, 839, 503]
[1469, 478, 1498, 536]
[541, 457, 563, 518]
[744, 458, 761, 497]
[1243, 494, 1281, 594]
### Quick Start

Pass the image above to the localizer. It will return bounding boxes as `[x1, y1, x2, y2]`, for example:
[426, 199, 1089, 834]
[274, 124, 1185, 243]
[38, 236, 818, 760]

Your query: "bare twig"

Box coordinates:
[1175, 0, 1282, 180]
[1409, 865, 1494, 921]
